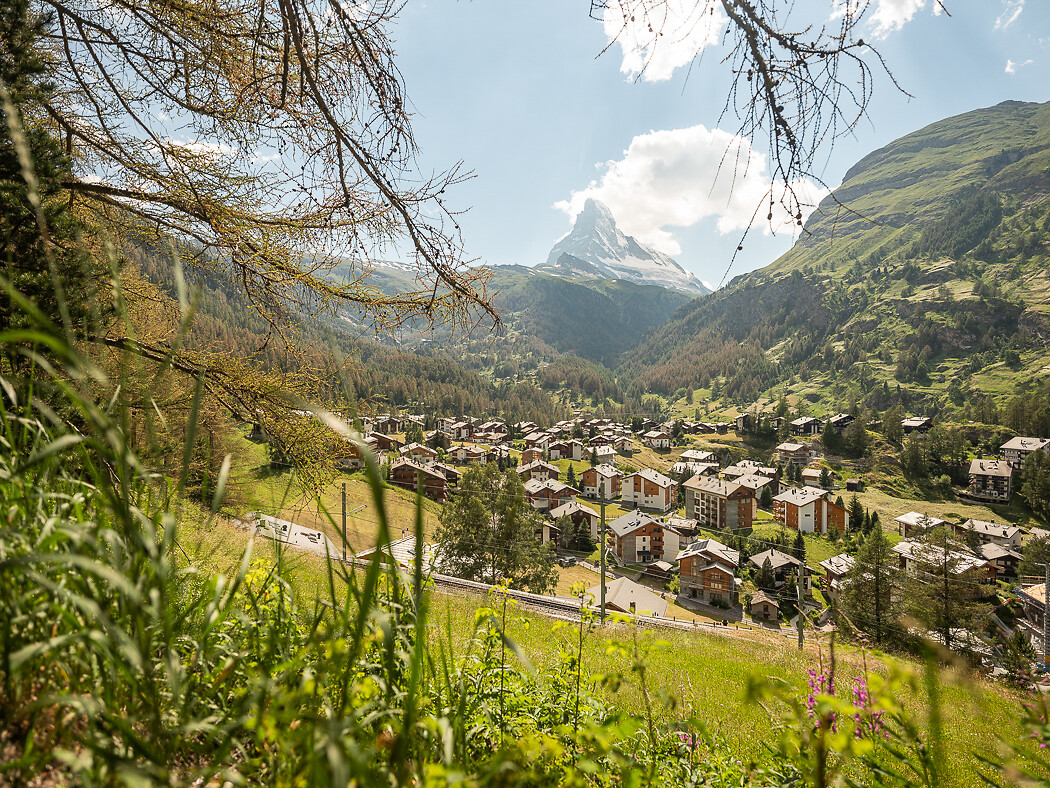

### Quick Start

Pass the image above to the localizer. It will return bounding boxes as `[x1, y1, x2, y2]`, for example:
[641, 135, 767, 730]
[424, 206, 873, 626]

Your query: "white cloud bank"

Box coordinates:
[995, 0, 1024, 30]
[600, 0, 726, 82]
[553, 125, 829, 256]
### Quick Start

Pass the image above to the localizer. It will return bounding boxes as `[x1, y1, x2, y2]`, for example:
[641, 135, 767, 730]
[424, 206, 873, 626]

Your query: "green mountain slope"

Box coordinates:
[621, 100, 1050, 420]
[484, 266, 695, 366]
[352, 264, 697, 371]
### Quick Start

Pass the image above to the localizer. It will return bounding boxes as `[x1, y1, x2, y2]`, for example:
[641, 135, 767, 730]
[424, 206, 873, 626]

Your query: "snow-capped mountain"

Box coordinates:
[537, 199, 710, 295]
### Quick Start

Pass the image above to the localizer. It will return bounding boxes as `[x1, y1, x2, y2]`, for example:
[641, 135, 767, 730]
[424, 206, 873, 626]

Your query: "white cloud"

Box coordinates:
[995, 0, 1024, 30]
[868, 0, 928, 39]
[553, 124, 829, 256]
[601, 0, 726, 82]
[1004, 58, 1032, 74]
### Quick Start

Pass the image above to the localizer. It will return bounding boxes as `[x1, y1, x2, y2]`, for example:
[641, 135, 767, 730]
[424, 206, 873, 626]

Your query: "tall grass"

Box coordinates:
[1, 81, 1049, 788]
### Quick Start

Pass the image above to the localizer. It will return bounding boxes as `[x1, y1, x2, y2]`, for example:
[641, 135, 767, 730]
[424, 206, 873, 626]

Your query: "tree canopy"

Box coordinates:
[435, 464, 557, 594]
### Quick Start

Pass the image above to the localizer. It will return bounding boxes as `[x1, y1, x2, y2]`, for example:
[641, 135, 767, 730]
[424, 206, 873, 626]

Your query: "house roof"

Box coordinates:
[1000, 436, 1050, 452]
[902, 416, 932, 427]
[586, 463, 622, 479]
[519, 459, 559, 474]
[968, 459, 1012, 477]
[523, 479, 577, 495]
[819, 553, 856, 576]
[391, 457, 446, 480]
[773, 486, 827, 507]
[588, 576, 668, 617]
[734, 473, 774, 491]
[679, 449, 716, 462]
[976, 543, 1022, 561]
[627, 468, 675, 487]
[358, 535, 442, 571]
[676, 537, 740, 567]
[894, 511, 946, 529]
[960, 519, 1020, 539]
[791, 416, 821, 426]
[776, 442, 807, 452]
[671, 461, 720, 477]
[892, 541, 988, 574]
[550, 501, 598, 520]
[1020, 583, 1047, 606]
[684, 475, 743, 496]
[608, 510, 663, 537]
[750, 548, 801, 570]
[751, 591, 779, 607]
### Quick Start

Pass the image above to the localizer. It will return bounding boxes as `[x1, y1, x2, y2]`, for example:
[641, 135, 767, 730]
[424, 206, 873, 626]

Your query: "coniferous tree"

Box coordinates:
[782, 570, 799, 619]
[839, 525, 901, 646]
[566, 463, 576, 489]
[0, 0, 109, 367]
[1020, 451, 1050, 519]
[867, 511, 880, 536]
[793, 530, 806, 562]
[848, 494, 864, 533]
[756, 557, 775, 591]
[760, 484, 774, 510]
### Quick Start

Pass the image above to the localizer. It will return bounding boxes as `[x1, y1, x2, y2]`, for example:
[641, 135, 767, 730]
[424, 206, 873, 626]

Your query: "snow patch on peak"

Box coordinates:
[540, 200, 709, 295]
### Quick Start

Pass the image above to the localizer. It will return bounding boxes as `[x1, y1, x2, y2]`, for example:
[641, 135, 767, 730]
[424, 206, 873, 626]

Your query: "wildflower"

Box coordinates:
[806, 668, 836, 732]
[852, 676, 886, 740]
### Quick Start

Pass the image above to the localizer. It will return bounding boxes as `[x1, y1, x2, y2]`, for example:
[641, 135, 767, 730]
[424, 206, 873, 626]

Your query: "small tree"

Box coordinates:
[822, 420, 840, 455]
[867, 511, 880, 536]
[1020, 451, 1050, 519]
[1018, 535, 1050, 580]
[900, 438, 927, 479]
[760, 485, 774, 510]
[793, 530, 806, 562]
[782, 571, 799, 619]
[756, 557, 775, 591]
[845, 416, 869, 458]
[884, 405, 905, 446]
[819, 467, 832, 490]
[566, 463, 576, 488]
[589, 448, 598, 467]
[848, 494, 864, 532]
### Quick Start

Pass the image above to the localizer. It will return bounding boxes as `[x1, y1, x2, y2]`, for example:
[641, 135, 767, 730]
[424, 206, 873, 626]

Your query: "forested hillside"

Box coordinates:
[620, 100, 1050, 421]
[134, 248, 570, 425]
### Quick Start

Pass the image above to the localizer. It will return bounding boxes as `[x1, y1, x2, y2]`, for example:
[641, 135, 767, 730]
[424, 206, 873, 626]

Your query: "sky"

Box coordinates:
[390, 0, 1050, 290]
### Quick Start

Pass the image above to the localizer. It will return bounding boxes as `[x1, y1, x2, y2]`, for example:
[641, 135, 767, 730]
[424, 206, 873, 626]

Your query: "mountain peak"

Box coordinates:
[540, 201, 710, 295]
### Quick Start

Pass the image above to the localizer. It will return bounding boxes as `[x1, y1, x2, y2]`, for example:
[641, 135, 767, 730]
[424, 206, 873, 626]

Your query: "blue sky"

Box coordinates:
[392, 0, 1049, 289]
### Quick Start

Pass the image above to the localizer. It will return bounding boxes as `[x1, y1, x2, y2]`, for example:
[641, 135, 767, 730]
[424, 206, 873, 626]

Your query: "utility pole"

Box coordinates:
[797, 569, 805, 651]
[1043, 562, 1049, 664]
[600, 495, 607, 625]
[341, 482, 347, 563]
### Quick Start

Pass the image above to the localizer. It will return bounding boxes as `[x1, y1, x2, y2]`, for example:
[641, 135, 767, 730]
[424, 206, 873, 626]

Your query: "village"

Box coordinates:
[252, 408, 1050, 678]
